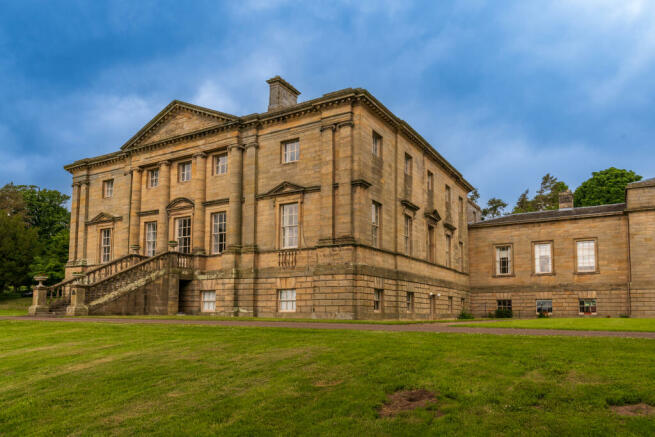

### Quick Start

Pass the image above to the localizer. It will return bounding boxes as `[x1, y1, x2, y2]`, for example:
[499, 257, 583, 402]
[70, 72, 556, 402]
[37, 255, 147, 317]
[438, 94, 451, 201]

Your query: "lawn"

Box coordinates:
[1, 321, 654, 436]
[457, 317, 655, 332]
[0, 294, 31, 316]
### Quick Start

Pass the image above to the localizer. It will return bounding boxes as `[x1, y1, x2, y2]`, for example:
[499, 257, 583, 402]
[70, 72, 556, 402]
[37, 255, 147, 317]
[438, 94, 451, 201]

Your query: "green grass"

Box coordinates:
[458, 317, 655, 332]
[0, 294, 30, 316]
[1, 321, 654, 436]
[76, 314, 462, 324]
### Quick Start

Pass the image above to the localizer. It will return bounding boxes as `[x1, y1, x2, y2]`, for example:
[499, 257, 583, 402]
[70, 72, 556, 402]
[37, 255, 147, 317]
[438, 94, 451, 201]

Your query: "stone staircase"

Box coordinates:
[41, 252, 193, 316]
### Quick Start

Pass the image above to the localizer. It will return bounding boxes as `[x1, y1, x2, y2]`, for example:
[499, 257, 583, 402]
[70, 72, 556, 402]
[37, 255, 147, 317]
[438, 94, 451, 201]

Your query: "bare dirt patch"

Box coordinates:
[610, 403, 655, 417]
[378, 389, 438, 418]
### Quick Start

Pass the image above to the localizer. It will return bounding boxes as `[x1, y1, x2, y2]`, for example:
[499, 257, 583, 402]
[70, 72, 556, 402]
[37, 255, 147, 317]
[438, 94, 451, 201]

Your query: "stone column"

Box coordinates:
[158, 161, 171, 253]
[69, 182, 81, 262]
[335, 121, 354, 243]
[318, 124, 335, 245]
[128, 168, 143, 254]
[227, 144, 244, 251]
[192, 152, 207, 254]
[78, 180, 89, 265]
[66, 285, 89, 316]
[242, 142, 258, 252]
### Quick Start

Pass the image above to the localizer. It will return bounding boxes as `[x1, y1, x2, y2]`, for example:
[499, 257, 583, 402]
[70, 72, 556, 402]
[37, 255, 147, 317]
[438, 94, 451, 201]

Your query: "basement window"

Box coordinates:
[279, 289, 296, 312]
[406, 292, 414, 312]
[201, 291, 216, 312]
[374, 289, 383, 312]
[579, 299, 597, 315]
[536, 299, 553, 315]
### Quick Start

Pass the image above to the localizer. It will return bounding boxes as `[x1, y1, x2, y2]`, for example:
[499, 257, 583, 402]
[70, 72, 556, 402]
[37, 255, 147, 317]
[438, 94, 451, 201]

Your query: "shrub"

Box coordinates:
[457, 311, 474, 320]
[537, 311, 549, 319]
[494, 309, 513, 318]
[619, 314, 630, 318]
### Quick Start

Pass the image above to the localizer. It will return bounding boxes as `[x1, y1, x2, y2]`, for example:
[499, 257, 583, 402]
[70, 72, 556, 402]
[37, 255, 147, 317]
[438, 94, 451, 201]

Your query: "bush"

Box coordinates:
[537, 311, 549, 319]
[457, 311, 474, 320]
[494, 309, 513, 318]
[619, 314, 630, 318]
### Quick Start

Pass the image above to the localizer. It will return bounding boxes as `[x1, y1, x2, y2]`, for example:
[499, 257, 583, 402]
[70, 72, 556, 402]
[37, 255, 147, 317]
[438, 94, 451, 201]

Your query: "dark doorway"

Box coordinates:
[178, 279, 192, 314]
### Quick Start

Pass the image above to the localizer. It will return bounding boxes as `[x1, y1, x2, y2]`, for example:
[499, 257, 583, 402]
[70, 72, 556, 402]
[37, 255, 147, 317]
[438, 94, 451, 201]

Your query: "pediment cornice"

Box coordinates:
[256, 181, 320, 199]
[166, 197, 195, 211]
[86, 212, 122, 225]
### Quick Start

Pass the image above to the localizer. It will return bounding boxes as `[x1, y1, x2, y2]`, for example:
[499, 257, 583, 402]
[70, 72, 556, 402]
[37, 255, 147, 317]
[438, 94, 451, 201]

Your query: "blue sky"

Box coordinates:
[1, 0, 654, 208]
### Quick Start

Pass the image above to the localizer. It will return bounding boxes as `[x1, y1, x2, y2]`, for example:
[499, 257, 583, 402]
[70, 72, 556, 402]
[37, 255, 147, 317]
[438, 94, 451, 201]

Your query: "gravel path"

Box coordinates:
[3, 316, 655, 339]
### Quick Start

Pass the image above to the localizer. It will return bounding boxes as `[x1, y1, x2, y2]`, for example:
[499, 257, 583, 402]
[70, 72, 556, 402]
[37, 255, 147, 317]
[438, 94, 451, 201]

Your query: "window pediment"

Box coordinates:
[166, 197, 195, 212]
[86, 212, 122, 225]
[257, 181, 320, 199]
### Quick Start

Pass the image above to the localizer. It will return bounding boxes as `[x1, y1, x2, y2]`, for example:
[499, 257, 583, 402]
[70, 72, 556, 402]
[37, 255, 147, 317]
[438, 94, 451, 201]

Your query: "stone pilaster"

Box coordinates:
[158, 161, 171, 254]
[227, 144, 244, 252]
[192, 152, 207, 254]
[242, 142, 258, 252]
[69, 182, 80, 262]
[318, 124, 336, 245]
[77, 180, 89, 264]
[128, 167, 143, 253]
[335, 121, 354, 243]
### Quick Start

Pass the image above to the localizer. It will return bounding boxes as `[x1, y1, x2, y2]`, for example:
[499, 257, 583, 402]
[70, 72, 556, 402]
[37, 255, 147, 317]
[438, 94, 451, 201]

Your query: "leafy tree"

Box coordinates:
[30, 229, 69, 285]
[574, 167, 642, 207]
[0, 213, 39, 291]
[512, 174, 569, 213]
[22, 186, 70, 240]
[0, 183, 26, 217]
[482, 198, 508, 219]
[468, 188, 480, 203]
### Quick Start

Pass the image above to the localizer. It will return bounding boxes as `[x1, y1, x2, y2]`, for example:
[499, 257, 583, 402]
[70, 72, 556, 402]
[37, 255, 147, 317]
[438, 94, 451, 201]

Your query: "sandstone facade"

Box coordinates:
[57, 77, 655, 319]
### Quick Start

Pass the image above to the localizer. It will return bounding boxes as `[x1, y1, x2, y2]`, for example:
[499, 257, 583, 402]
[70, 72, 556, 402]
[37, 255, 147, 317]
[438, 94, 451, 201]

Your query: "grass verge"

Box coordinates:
[0, 320, 654, 435]
[0, 294, 30, 316]
[457, 317, 655, 332]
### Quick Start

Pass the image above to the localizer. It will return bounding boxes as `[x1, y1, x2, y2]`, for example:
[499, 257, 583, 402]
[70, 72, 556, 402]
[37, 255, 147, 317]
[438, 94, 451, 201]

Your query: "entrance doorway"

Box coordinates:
[178, 279, 192, 314]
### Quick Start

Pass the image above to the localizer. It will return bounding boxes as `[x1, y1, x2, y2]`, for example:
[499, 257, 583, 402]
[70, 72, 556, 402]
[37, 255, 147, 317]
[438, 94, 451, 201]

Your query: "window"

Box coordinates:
[576, 240, 597, 272]
[458, 196, 464, 225]
[534, 242, 553, 274]
[372, 131, 382, 157]
[201, 291, 216, 312]
[403, 214, 412, 255]
[430, 294, 436, 316]
[495, 245, 512, 275]
[100, 228, 112, 262]
[461, 297, 465, 308]
[148, 169, 159, 188]
[175, 217, 191, 254]
[579, 299, 597, 315]
[448, 296, 453, 312]
[279, 289, 296, 312]
[459, 241, 464, 270]
[406, 292, 414, 312]
[445, 234, 452, 268]
[179, 162, 192, 182]
[445, 185, 451, 215]
[404, 154, 412, 175]
[427, 225, 435, 262]
[373, 289, 383, 312]
[497, 299, 512, 311]
[214, 154, 227, 175]
[145, 222, 157, 256]
[283, 140, 299, 163]
[103, 179, 113, 198]
[211, 212, 227, 254]
[281, 203, 299, 248]
[371, 202, 381, 248]
[536, 299, 553, 315]
[427, 171, 433, 191]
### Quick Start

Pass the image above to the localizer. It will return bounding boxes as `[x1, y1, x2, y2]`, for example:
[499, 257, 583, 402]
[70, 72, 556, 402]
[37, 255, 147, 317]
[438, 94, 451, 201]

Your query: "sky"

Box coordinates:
[1, 0, 654, 209]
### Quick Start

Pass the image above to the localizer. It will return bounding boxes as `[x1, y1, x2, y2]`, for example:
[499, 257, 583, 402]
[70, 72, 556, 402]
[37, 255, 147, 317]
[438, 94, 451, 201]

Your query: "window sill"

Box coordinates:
[278, 310, 297, 313]
[574, 270, 600, 275]
[282, 161, 298, 165]
[492, 274, 515, 278]
[532, 272, 555, 276]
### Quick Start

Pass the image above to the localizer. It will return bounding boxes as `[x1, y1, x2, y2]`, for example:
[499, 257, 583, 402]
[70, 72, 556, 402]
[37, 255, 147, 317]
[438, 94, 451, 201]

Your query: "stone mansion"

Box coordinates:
[30, 77, 655, 319]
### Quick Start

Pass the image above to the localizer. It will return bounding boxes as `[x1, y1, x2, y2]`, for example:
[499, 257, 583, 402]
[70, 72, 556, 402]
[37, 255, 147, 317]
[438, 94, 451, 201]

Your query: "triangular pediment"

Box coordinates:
[166, 197, 195, 211]
[121, 101, 238, 151]
[424, 209, 442, 223]
[257, 181, 321, 199]
[86, 212, 122, 225]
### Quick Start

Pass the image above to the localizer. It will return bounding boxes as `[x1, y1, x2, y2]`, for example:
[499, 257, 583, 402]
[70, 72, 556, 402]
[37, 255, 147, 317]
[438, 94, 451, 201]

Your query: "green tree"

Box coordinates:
[0, 183, 27, 217]
[0, 213, 39, 291]
[468, 188, 480, 203]
[482, 198, 508, 219]
[574, 167, 642, 207]
[22, 186, 70, 240]
[512, 174, 569, 213]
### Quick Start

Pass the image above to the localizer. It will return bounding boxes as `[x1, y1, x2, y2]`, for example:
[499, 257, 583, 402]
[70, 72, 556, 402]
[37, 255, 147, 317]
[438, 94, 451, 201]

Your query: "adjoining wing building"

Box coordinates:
[30, 77, 655, 319]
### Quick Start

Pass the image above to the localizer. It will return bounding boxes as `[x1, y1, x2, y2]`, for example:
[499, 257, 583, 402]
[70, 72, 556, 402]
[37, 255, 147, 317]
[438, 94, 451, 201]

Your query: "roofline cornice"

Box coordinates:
[469, 210, 625, 229]
[62, 88, 475, 190]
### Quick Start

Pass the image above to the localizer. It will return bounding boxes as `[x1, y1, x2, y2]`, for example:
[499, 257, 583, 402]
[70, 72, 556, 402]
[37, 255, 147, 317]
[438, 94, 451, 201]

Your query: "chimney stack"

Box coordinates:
[266, 76, 300, 111]
[559, 190, 574, 209]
